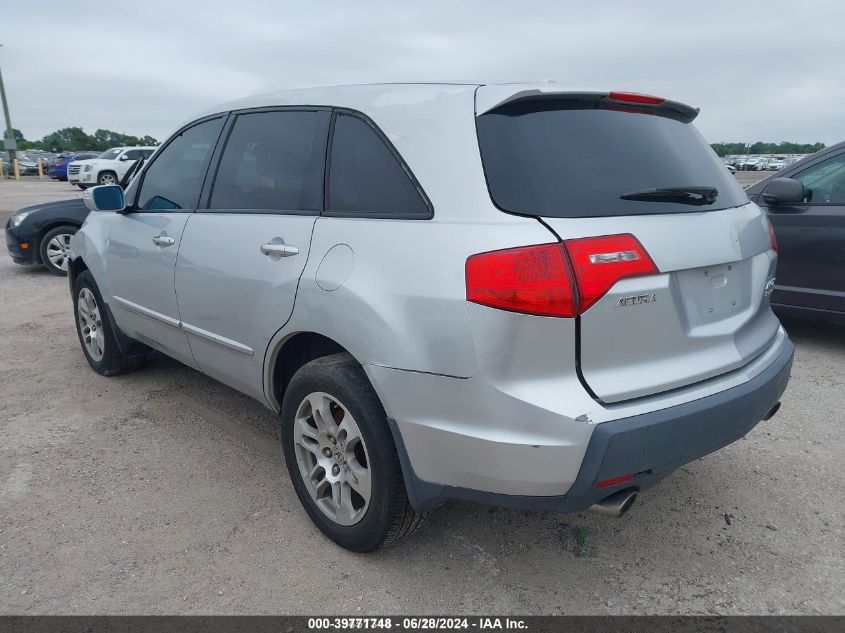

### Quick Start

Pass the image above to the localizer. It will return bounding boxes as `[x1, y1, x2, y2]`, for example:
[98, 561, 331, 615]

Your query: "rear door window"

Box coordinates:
[210, 110, 329, 213]
[476, 99, 748, 217]
[327, 113, 431, 219]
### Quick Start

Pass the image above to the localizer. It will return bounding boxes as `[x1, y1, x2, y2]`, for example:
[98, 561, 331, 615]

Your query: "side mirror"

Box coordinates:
[83, 185, 126, 212]
[761, 177, 804, 206]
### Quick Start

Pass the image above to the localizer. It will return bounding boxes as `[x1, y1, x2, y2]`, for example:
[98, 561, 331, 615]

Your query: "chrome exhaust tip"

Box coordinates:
[588, 489, 638, 518]
[763, 401, 782, 421]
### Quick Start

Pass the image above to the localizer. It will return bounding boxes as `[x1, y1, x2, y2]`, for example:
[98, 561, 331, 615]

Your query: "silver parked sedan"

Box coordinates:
[69, 83, 793, 552]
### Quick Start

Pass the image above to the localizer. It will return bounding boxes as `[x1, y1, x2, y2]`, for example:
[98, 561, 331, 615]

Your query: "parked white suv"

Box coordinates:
[68, 146, 156, 188]
[69, 83, 793, 551]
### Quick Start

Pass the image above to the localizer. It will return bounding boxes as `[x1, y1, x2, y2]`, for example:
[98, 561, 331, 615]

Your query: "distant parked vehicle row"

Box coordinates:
[724, 155, 806, 172]
[1, 149, 158, 183]
[2, 152, 43, 176]
[67, 146, 156, 189]
[48, 152, 99, 181]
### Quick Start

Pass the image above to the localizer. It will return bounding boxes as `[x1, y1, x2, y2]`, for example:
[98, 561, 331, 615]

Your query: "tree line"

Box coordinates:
[710, 141, 825, 157]
[11, 127, 159, 152]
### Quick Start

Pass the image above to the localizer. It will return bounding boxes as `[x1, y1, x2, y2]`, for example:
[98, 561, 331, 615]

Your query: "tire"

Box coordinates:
[281, 353, 426, 552]
[72, 270, 145, 376]
[39, 224, 77, 276]
[97, 171, 117, 186]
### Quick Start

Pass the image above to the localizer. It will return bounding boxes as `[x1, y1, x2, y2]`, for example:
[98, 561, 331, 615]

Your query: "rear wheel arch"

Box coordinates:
[280, 352, 426, 551]
[269, 332, 358, 412]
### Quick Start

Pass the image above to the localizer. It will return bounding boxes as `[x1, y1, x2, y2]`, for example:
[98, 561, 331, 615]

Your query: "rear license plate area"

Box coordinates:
[676, 261, 747, 325]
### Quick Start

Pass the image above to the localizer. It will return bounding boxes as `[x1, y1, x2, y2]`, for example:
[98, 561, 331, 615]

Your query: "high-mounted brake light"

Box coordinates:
[767, 217, 779, 253]
[565, 234, 658, 314]
[466, 234, 659, 317]
[608, 91, 665, 105]
[466, 243, 576, 317]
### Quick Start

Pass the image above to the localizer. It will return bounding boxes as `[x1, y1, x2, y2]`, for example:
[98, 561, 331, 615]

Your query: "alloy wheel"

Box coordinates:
[293, 392, 372, 526]
[99, 173, 117, 185]
[77, 287, 105, 362]
[45, 233, 72, 272]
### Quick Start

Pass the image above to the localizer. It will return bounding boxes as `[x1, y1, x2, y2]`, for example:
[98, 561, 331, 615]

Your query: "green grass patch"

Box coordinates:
[573, 526, 596, 557]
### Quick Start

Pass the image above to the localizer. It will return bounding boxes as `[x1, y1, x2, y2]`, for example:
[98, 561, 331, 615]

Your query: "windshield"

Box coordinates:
[97, 148, 121, 160]
[476, 100, 748, 217]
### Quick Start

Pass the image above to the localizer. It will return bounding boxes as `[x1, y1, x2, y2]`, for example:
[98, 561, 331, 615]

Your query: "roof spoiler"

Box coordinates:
[477, 89, 700, 123]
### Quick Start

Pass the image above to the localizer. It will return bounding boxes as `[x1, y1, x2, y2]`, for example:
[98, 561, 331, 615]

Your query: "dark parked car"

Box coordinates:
[5, 159, 145, 275]
[48, 152, 98, 181]
[745, 141, 845, 324]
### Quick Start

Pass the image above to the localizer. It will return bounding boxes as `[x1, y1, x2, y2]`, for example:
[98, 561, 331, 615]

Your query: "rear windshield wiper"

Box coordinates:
[620, 186, 718, 206]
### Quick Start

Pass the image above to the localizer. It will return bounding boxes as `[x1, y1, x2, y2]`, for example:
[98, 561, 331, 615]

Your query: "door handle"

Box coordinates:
[152, 235, 176, 247]
[261, 242, 299, 258]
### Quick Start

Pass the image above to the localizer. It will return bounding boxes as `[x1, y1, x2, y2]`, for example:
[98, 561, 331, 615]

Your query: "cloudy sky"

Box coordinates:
[3, 1, 844, 145]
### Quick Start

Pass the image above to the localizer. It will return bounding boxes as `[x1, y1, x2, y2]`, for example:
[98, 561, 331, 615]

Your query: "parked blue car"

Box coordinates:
[48, 152, 98, 181]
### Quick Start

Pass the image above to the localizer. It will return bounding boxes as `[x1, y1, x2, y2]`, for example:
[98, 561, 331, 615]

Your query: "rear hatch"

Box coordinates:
[475, 89, 780, 403]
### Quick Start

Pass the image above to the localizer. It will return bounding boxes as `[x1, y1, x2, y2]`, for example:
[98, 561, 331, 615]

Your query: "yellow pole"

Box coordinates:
[0, 158, 4, 179]
[12, 157, 19, 180]
[37, 157, 43, 178]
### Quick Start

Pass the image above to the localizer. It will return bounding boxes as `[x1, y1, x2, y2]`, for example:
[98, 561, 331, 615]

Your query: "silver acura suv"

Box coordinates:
[69, 83, 793, 551]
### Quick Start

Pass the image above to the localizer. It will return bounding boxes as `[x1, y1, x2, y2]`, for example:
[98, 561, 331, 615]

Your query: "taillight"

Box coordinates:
[466, 234, 658, 317]
[608, 91, 665, 105]
[767, 217, 779, 253]
[466, 243, 576, 317]
[564, 234, 658, 314]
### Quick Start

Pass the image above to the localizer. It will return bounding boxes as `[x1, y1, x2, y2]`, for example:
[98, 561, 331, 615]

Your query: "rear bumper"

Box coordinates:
[385, 336, 794, 513]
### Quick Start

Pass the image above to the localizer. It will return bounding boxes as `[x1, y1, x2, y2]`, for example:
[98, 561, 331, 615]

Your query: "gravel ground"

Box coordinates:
[0, 179, 842, 615]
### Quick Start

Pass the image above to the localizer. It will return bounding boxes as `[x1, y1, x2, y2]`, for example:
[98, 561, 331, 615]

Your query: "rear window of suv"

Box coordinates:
[476, 99, 748, 218]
